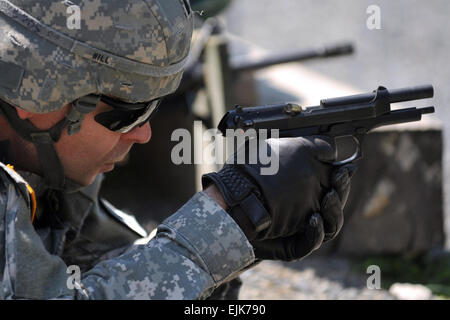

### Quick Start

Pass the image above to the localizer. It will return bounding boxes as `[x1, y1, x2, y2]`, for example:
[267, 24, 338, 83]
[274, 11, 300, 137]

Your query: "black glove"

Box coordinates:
[202, 136, 354, 261]
[252, 163, 355, 261]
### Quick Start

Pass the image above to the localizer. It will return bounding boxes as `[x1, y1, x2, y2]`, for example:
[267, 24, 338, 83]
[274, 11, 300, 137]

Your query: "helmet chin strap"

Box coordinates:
[0, 98, 98, 190]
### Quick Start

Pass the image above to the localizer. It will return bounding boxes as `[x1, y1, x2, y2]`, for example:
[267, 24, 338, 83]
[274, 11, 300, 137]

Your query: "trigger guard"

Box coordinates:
[332, 135, 363, 166]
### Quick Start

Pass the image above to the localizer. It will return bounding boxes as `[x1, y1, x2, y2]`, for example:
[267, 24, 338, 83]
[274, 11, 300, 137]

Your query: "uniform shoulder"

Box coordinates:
[0, 164, 7, 201]
[0, 162, 20, 219]
[0, 162, 33, 220]
[0, 162, 16, 195]
[0, 162, 29, 187]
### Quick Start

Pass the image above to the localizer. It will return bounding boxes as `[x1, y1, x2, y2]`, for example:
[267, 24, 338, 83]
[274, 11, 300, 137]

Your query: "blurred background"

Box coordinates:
[101, 0, 450, 299]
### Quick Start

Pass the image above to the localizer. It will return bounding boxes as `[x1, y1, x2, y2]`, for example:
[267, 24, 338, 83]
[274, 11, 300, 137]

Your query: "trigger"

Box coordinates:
[332, 134, 364, 166]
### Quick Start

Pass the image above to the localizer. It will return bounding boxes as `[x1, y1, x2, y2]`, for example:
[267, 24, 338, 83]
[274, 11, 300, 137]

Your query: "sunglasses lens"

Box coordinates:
[94, 97, 161, 133]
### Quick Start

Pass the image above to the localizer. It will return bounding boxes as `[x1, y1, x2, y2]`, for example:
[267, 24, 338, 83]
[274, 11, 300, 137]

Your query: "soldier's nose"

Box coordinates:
[122, 122, 151, 144]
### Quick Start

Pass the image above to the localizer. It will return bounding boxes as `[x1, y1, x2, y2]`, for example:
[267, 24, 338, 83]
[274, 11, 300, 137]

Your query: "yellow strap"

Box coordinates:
[6, 164, 36, 223]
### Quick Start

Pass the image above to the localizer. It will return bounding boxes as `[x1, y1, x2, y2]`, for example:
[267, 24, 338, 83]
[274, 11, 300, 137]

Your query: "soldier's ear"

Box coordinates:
[15, 107, 33, 120]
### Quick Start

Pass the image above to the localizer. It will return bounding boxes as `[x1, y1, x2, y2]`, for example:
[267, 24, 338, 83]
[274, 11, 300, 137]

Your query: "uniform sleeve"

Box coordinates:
[0, 174, 255, 300]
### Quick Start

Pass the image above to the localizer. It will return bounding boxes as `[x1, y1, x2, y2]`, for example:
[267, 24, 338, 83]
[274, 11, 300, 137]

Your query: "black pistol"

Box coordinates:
[218, 85, 435, 165]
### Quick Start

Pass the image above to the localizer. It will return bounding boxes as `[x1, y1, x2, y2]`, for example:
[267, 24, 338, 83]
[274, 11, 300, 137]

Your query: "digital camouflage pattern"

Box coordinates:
[0, 0, 252, 299]
[16, 169, 147, 274]
[0, 0, 193, 113]
[0, 162, 255, 299]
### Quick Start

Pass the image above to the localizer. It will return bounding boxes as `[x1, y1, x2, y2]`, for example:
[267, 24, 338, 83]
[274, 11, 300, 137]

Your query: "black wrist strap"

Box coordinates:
[229, 193, 271, 241]
[202, 167, 271, 240]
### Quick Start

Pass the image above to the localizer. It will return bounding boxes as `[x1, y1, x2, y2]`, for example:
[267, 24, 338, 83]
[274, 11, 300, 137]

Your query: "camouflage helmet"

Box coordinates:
[0, 0, 193, 190]
[0, 0, 193, 114]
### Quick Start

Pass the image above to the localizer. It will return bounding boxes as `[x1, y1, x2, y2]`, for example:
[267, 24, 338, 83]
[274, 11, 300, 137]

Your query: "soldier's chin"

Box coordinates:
[101, 163, 115, 172]
[74, 162, 117, 186]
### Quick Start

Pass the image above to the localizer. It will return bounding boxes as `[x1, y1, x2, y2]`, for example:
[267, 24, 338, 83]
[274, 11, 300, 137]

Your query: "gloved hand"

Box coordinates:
[251, 163, 354, 261]
[202, 136, 355, 261]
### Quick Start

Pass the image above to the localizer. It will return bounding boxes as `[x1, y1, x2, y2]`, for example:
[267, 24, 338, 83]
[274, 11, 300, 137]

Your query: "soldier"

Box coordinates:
[0, 0, 353, 299]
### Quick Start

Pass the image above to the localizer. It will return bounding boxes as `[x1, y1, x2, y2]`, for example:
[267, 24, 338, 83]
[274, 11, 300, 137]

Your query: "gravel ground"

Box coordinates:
[238, 257, 397, 300]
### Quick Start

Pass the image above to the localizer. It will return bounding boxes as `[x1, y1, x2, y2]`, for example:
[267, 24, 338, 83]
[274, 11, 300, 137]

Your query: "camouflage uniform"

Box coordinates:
[0, 157, 255, 299]
[0, 0, 253, 299]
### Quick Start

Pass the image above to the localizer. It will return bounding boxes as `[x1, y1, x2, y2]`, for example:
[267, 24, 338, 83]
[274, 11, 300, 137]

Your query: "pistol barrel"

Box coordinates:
[389, 85, 434, 103]
[420, 106, 435, 114]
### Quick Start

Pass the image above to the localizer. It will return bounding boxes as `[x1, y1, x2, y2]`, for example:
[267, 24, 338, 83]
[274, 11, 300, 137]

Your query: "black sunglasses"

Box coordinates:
[93, 95, 162, 133]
